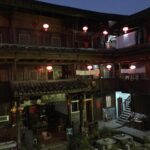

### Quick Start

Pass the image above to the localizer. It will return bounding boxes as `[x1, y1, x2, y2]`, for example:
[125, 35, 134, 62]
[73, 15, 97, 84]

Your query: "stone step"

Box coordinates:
[123, 109, 131, 113]
[117, 105, 132, 125]
[116, 120, 124, 125]
[120, 115, 130, 120]
[120, 112, 131, 116]
[118, 117, 129, 122]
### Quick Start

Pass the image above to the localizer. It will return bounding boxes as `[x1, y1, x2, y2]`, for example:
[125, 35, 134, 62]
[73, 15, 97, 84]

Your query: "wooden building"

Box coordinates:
[0, 0, 150, 147]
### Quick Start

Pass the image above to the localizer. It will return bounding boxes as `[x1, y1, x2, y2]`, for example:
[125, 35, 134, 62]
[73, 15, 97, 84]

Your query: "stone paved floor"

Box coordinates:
[98, 119, 150, 142]
[97, 120, 150, 149]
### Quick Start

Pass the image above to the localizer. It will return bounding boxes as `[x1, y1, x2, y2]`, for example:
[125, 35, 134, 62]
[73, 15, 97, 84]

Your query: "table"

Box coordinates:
[0, 140, 17, 150]
[133, 119, 144, 130]
[113, 133, 133, 143]
[96, 138, 116, 149]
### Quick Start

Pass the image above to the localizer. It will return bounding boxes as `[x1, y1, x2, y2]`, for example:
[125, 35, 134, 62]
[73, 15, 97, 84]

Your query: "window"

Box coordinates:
[0, 116, 9, 122]
[106, 96, 111, 107]
[71, 100, 79, 112]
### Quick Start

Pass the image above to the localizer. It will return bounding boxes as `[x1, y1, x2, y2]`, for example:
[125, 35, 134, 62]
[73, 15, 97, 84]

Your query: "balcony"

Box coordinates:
[82, 78, 150, 94]
[0, 27, 106, 50]
[0, 26, 149, 53]
[118, 79, 150, 94]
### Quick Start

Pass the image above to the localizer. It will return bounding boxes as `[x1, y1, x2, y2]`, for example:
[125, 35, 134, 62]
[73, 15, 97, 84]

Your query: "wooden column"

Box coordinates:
[79, 93, 84, 133]
[67, 95, 72, 127]
[13, 59, 17, 81]
[145, 60, 150, 78]
[16, 97, 22, 150]
[13, 59, 22, 149]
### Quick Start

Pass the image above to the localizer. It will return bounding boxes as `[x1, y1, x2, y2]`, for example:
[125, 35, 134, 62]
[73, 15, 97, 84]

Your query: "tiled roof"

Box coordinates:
[11, 80, 89, 97]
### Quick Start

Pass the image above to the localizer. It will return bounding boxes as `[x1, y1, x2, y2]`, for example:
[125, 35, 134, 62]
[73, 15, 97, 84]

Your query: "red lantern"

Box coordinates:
[103, 30, 108, 35]
[82, 26, 88, 32]
[130, 65, 136, 70]
[123, 26, 129, 33]
[43, 23, 49, 31]
[87, 65, 92, 70]
[106, 64, 112, 70]
[46, 65, 53, 72]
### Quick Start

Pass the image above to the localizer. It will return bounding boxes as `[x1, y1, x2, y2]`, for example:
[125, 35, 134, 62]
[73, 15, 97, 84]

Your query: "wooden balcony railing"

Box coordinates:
[118, 79, 150, 94]
[82, 78, 150, 94]
[0, 27, 102, 49]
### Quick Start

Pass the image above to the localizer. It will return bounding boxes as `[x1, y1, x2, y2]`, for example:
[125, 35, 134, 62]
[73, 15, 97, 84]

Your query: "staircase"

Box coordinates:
[116, 96, 132, 125]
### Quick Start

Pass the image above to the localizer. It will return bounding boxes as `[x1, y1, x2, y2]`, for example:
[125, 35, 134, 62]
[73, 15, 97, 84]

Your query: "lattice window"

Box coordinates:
[19, 32, 30, 45]
[30, 71, 38, 80]
[51, 34, 61, 47]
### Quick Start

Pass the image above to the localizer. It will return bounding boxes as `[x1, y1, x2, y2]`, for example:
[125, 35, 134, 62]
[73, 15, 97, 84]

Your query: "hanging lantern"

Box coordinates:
[130, 65, 136, 70]
[103, 30, 108, 35]
[46, 65, 53, 71]
[87, 65, 92, 70]
[106, 64, 112, 70]
[82, 26, 88, 32]
[43, 23, 49, 31]
[123, 26, 129, 33]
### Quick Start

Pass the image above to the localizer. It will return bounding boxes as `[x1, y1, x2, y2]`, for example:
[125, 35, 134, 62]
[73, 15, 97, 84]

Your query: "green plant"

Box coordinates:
[99, 127, 113, 138]
[79, 136, 93, 150]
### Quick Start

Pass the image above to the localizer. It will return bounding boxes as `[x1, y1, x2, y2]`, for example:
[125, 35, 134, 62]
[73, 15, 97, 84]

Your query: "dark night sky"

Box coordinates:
[37, 0, 150, 15]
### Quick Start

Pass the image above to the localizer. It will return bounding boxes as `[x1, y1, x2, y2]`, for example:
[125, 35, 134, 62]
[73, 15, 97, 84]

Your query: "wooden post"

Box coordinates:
[145, 60, 150, 78]
[79, 93, 84, 133]
[13, 59, 22, 149]
[67, 95, 71, 127]
[16, 97, 22, 150]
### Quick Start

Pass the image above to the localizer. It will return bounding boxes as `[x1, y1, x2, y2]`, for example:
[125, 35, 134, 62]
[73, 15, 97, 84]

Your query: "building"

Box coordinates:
[0, 0, 150, 148]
